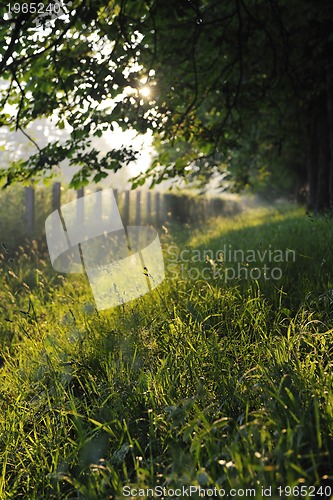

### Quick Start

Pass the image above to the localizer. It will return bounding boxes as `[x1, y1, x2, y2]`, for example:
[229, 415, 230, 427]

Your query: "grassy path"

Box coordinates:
[0, 204, 333, 499]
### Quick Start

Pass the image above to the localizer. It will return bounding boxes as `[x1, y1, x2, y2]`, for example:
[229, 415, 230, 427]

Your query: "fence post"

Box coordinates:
[207, 196, 212, 218]
[76, 187, 84, 224]
[52, 182, 61, 211]
[123, 190, 130, 225]
[25, 186, 35, 235]
[161, 193, 167, 224]
[155, 192, 160, 226]
[95, 187, 103, 222]
[135, 191, 141, 225]
[146, 191, 152, 224]
[204, 197, 208, 218]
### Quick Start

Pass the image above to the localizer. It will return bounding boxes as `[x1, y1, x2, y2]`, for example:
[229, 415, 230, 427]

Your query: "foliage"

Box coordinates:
[1, 205, 333, 497]
[0, 0, 332, 197]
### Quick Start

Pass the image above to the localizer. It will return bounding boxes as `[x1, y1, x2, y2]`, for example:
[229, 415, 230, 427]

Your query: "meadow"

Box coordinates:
[0, 200, 333, 499]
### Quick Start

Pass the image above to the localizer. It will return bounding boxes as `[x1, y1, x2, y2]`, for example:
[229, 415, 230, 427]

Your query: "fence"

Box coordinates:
[7, 183, 241, 239]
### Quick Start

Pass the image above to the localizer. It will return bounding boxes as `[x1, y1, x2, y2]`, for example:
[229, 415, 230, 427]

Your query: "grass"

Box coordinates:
[0, 202, 333, 499]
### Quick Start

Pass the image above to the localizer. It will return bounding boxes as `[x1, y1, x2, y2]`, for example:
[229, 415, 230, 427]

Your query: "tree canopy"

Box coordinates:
[0, 0, 333, 209]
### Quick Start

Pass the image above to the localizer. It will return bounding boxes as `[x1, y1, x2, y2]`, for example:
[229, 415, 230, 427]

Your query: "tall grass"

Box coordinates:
[0, 203, 333, 499]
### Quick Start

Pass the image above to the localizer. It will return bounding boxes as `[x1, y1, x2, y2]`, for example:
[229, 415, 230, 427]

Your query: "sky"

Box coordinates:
[0, 98, 156, 190]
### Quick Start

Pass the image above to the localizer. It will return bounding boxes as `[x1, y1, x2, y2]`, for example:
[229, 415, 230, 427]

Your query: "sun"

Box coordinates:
[139, 86, 151, 98]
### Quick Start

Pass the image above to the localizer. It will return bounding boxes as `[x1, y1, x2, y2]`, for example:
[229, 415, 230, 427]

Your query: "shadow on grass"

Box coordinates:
[162, 206, 333, 310]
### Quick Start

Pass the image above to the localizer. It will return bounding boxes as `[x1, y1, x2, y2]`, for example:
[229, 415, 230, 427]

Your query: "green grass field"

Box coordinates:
[1, 203, 333, 499]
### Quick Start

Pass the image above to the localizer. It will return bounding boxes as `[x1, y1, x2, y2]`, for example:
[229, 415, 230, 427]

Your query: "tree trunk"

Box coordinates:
[307, 87, 332, 212]
[315, 94, 330, 211]
[307, 101, 318, 210]
[326, 62, 333, 210]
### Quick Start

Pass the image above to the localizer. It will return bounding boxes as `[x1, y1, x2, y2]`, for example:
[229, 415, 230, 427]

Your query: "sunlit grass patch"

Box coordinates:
[1, 203, 333, 497]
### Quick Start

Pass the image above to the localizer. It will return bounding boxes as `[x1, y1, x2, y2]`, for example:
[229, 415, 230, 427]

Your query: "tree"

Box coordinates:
[0, 0, 332, 210]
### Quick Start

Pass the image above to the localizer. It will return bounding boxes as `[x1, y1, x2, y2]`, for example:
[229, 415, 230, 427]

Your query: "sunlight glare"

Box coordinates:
[140, 86, 151, 98]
